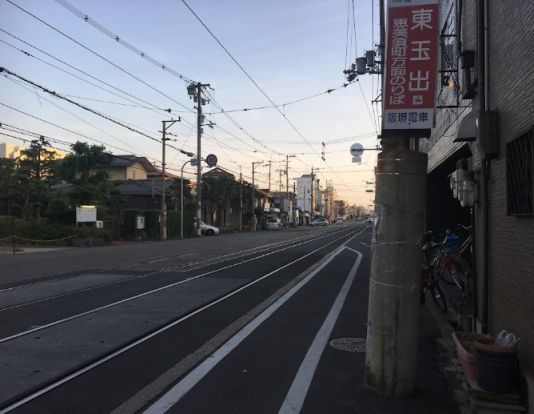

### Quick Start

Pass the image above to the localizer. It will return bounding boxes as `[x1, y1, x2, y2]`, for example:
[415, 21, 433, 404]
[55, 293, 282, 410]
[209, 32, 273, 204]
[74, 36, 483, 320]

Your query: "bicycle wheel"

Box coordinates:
[438, 257, 465, 290]
[430, 282, 447, 313]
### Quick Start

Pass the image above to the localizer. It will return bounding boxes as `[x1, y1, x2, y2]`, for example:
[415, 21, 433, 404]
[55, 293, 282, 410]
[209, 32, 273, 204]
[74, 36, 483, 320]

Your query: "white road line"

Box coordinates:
[0, 228, 356, 344]
[173, 226, 354, 273]
[278, 248, 362, 414]
[0, 229, 362, 414]
[142, 245, 356, 414]
[0, 233, 318, 312]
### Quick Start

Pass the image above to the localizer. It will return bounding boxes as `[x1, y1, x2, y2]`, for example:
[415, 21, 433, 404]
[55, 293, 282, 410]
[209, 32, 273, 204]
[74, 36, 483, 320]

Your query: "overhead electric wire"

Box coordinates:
[357, 80, 379, 134]
[0, 67, 195, 159]
[4, 0, 194, 113]
[205, 81, 356, 114]
[53, 0, 194, 85]
[0, 123, 194, 176]
[0, 30, 187, 119]
[3, 75, 157, 157]
[180, 0, 349, 189]
[43, 0, 316, 170]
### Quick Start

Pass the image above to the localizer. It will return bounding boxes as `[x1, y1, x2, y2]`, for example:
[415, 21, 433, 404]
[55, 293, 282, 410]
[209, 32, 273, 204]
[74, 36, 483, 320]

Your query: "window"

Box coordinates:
[507, 129, 533, 215]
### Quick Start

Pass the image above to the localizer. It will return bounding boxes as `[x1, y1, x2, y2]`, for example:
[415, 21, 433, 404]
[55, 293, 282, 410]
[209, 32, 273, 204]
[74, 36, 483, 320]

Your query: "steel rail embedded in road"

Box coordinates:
[0, 231, 319, 313]
[0, 226, 364, 413]
[0, 226, 359, 344]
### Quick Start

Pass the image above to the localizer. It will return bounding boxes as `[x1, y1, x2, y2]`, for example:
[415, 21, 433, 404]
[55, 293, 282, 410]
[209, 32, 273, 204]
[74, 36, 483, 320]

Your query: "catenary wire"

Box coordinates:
[4, 0, 194, 113]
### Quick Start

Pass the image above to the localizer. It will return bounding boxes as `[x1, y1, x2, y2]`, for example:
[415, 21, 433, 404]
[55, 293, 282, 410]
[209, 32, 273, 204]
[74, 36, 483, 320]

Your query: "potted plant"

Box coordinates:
[452, 332, 487, 383]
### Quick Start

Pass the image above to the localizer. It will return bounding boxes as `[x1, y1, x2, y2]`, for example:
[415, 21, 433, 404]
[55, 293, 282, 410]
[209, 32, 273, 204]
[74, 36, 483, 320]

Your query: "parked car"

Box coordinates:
[335, 218, 344, 224]
[265, 217, 282, 230]
[199, 221, 220, 235]
[311, 218, 329, 227]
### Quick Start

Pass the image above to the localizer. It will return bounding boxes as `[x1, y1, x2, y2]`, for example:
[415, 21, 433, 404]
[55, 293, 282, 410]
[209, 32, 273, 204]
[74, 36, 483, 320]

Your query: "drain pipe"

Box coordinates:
[477, 0, 490, 334]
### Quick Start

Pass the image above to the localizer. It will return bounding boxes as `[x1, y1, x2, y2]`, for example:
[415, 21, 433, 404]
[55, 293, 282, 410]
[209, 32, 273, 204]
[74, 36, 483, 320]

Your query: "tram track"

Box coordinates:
[0, 225, 366, 412]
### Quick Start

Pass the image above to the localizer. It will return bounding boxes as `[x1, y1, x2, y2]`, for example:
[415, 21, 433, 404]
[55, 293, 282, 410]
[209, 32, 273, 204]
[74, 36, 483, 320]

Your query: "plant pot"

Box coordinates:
[452, 332, 478, 382]
[474, 341, 520, 394]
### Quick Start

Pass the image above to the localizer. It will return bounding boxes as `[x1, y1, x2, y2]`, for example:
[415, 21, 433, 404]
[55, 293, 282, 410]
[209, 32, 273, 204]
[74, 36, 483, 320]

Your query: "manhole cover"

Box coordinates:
[329, 337, 366, 353]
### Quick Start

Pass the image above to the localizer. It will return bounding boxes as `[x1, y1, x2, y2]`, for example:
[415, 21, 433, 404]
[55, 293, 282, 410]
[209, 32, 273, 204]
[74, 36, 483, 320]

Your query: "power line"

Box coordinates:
[0, 124, 196, 178]
[0, 30, 186, 119]
[180, 0, 348, 187]
[4, 0, 193, 113]
[205, 81, 356, 114]
[3, 75, 156, 157]
[34, 0, 305, 168]
[1, 67, 159, 144]
[53, 0, 195, 85]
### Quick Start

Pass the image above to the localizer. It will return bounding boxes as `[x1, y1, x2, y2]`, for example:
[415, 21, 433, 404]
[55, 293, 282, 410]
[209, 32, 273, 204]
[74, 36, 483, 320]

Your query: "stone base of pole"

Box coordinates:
[364, 146, 427, 397]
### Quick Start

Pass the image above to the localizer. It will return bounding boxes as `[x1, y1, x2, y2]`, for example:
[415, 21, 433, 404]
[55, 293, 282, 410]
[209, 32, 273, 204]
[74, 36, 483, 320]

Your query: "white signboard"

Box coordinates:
[76, 206, 97, 223]
[136, 216, 145, 230]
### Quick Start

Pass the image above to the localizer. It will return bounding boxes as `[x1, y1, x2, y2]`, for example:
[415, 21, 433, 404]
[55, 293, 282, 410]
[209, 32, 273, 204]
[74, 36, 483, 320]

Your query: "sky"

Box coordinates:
[0, 0, 380, 207]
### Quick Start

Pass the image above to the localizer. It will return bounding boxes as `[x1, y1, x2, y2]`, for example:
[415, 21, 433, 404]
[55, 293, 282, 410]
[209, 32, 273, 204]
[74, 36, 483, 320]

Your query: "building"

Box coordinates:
[421, 0, 534, 405]
[0, 142, 68, 160]
[100, 155, 160, 181]
[296, 174, 322, 222]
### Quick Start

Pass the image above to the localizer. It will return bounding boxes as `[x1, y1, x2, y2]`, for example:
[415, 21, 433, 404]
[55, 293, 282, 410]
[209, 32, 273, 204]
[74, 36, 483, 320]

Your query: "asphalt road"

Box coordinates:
[0, 222, 374, 413]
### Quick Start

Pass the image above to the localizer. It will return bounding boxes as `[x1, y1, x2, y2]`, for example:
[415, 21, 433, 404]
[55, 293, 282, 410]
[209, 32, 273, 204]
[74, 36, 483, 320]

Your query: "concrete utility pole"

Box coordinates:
[160, 119, 179, 240]
[180, 159, 192, 239]
[365, 136, 427, 397]
[310, 167, 317, 220]
[187, 82, 209, 237]
[239, 167, 243, 233]
[286, 154, 295, 199]
[293, 182, 297, 226]
[267, 160, 272, 193]
[251, 161, 263, 232]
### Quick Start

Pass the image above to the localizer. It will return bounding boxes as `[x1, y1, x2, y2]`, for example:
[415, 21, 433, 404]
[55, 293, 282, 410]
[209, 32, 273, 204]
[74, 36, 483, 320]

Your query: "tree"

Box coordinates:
[17, 137, 57, 219]
[57, 142, 113, 205]
[202, 176, 239, 226]
[0, 158, 23, 216]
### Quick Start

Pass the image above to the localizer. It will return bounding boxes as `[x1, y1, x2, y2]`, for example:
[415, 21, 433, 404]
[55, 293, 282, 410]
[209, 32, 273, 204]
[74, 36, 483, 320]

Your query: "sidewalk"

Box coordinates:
[298, 253, 460, 413]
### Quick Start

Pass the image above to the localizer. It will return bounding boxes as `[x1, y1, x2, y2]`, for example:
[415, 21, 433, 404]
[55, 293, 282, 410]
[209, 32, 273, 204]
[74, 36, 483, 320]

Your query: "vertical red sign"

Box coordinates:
[383, 0, 439, 130]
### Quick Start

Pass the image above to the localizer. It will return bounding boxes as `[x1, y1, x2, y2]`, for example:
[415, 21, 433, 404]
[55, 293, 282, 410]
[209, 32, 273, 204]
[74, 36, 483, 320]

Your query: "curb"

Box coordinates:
[424, 299, 475, 414]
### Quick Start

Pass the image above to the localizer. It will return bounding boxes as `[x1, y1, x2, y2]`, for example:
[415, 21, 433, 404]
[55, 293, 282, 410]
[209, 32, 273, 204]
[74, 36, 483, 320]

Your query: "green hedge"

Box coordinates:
[0, 215, 111, 242]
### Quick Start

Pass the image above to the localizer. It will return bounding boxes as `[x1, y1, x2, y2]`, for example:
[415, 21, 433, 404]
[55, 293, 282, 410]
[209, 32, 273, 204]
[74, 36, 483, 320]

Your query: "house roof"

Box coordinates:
[110, 155, 159, 173]
[202, 167, 235, 180]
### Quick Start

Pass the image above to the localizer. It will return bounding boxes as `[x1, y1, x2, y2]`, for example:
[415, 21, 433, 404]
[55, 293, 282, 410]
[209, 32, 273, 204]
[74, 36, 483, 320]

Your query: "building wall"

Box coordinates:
[0, 143, 23, 159]
[296, 175, 311, 212]
[0, 143, 68, 160]
[485, 0, 534, 376]
[425, 0, 534, 395]
[126, 162, 148, 180]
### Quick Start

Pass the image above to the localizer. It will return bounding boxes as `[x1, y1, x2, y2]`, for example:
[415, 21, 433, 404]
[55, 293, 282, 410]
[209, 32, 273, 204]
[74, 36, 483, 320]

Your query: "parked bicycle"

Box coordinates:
[420, 231, 448, 312]
[419, 225, 473, 312]
[433, 225, 472, 294]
